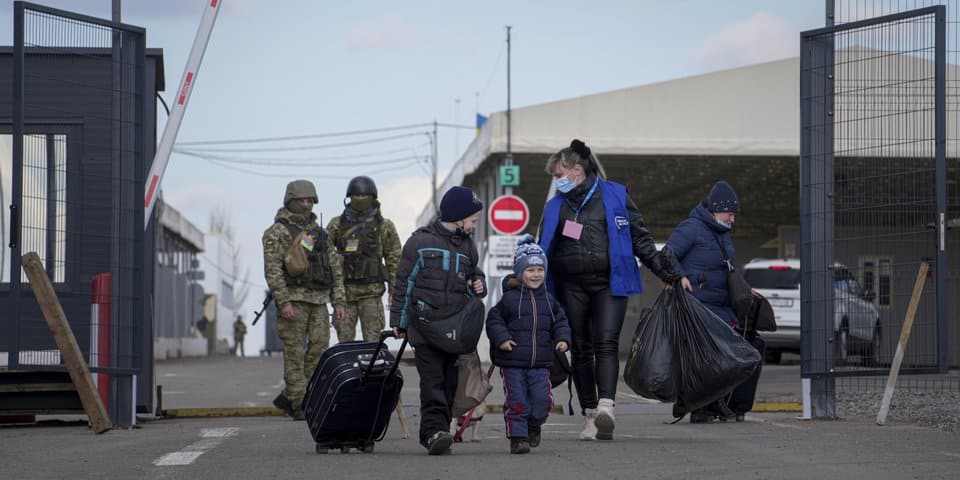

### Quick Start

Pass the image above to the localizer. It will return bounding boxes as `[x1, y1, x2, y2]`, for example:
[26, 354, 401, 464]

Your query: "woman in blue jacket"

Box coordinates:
[537, 139, 680, 441]
[667, 180, 763, 423]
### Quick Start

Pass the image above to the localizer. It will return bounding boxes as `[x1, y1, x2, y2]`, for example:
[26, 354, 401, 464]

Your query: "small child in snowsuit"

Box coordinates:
[486, 235, 572, 454]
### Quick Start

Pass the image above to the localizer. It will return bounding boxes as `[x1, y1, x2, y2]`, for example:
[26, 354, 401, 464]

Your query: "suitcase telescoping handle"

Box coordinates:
[361, 330, 408, 387]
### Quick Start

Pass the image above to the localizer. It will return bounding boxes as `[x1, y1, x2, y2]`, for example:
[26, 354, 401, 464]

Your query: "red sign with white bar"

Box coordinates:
[488, 195, 529, 235]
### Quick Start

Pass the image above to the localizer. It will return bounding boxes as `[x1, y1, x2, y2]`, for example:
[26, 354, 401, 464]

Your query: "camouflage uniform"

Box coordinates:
[327, 205, 401, 342]
[262, 185, 346, 411]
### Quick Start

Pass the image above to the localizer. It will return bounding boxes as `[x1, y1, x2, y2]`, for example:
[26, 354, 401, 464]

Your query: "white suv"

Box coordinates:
[741, 259, 881, 365]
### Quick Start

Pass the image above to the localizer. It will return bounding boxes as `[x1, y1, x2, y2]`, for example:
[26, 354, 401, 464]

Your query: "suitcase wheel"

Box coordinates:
[315, 444, 330, 454]
[340, 446, 350, 454]
[359, 442, 375, 453]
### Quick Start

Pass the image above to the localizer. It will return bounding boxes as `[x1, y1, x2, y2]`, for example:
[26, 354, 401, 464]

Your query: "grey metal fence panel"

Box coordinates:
[833, 0, 960, 384]
[802, 7, 947, 381]
[5, 2, 148, 425]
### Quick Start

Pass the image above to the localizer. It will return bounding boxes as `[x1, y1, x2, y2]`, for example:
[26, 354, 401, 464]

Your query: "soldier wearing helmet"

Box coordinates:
[262, 179, 346, 420]
[326, 176, 402, 343]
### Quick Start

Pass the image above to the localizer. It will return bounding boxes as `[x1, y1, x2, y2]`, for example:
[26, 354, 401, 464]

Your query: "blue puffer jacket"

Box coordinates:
[486, 275, 572, 368]
[666, 202, 738, 327]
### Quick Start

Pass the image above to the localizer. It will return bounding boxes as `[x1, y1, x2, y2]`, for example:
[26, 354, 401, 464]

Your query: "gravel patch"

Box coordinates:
[837, 390, 960, 432]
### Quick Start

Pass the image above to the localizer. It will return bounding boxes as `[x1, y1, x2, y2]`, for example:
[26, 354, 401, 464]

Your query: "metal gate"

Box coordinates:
[3, 2, 146, 426]
[801, 6, 948, 414]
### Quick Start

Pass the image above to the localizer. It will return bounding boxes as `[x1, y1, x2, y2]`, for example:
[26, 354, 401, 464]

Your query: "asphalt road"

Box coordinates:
[4, 352, 959, 479]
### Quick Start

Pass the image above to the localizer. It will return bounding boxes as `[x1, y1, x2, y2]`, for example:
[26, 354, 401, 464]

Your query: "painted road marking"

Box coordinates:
[153, 427, 238, 466]
[256, 391, 271, 397]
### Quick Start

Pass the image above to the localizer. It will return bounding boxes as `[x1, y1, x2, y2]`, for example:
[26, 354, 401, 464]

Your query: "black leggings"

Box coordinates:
[555, 275, 628, 411]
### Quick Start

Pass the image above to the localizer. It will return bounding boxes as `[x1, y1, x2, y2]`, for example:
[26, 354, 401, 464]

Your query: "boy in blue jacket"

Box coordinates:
[486, 235, 572, 454]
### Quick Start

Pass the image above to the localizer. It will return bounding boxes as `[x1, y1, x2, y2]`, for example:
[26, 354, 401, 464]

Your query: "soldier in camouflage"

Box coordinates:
[326, 176, 402, 343]
[262, 179, 346, 420]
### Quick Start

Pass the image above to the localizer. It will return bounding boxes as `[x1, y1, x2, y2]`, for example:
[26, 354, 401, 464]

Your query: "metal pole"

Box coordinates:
[825, 0, 834, 26]
[112, 0, 120, 22]
[505, 26, 513, 197]
[934, 5, 948, 373]
[144, 0, 223, 229]
[432, 121, 438, 216]
[454, 97, 460, 160]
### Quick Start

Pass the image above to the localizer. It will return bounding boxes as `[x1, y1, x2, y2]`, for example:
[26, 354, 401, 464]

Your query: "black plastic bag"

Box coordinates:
[623, 299, 680, 403]
[623, 287, 761, 415]
[673, 289, 761, 415]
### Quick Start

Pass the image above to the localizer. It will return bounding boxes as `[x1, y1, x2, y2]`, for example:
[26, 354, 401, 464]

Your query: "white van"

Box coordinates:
[742, 259, 881, 365]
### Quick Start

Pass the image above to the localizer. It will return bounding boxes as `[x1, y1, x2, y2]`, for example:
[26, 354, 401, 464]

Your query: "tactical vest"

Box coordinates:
[281, 222, 334, 290]
[334, 212, 387, 284]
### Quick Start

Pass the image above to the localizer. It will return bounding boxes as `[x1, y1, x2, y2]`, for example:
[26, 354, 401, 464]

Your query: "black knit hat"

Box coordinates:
[707, 180, 740, 214]
[439, 186, 483, 222]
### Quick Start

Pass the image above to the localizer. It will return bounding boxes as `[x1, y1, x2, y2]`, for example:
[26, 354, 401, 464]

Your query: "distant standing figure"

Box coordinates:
[233, 315, 247, 356]
[326, 176, 402, 342]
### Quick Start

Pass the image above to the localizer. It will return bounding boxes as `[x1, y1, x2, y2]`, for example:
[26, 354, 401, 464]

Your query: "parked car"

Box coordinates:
[742, 259, 881, 365]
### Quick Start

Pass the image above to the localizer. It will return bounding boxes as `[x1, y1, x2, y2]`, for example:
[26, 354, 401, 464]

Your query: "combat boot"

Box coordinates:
[595, 398, 615, 440]
[579, 408, 598, 441]
[272, 393, 294, 418]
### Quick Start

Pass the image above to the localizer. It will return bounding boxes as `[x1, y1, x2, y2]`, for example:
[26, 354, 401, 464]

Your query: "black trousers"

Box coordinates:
[413, 342, 459, 445]
[727, 332, 765, 414]
[555, 275, 628, 411]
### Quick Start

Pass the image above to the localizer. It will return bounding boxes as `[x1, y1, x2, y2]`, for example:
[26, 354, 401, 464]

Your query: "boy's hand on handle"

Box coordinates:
[392, 326, 406, 339]
[469, 279, 485, 295]
[280, 303, 295, 320]
[499, 340, 517, 352]
[555, 341, 568, 353]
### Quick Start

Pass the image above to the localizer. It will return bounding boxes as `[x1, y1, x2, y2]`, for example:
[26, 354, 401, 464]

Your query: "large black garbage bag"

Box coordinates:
[623, 287, 761, 416]
[623, 296, 680, 403]
[673, 289, 761, 415]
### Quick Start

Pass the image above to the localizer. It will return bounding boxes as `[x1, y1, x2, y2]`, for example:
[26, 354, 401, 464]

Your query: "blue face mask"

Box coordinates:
[555, 172, 578, 193]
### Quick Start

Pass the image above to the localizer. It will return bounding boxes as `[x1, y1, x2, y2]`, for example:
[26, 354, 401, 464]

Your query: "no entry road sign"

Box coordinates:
[488, 195, 529, 235]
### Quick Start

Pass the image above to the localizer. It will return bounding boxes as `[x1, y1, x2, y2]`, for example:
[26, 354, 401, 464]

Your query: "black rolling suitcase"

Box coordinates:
[303, 331, 407, 454]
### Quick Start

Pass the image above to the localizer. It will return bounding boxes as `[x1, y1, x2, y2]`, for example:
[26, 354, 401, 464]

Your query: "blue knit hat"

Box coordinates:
[439, 186, 483, 222]
[707, 180, 740, 214]
[513, 234, 547, 276]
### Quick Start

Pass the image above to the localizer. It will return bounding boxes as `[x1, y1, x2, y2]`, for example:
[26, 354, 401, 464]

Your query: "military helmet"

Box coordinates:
[284, 179, 319, 205]
[346, 176, 378, 198]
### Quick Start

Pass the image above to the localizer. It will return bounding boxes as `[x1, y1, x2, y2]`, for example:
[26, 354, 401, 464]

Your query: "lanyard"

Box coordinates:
[562, 177, 600, 220]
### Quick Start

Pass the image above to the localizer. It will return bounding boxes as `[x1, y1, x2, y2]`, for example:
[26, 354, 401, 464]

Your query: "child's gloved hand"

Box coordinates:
[555, 341, 568, 353]
[499, 340, 517, 352]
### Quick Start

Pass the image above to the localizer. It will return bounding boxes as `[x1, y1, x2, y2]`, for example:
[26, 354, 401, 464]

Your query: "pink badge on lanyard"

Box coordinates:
[562, 220, 583, 240]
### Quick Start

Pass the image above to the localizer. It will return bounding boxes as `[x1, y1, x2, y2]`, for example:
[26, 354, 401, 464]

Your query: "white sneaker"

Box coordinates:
[579, 408, 598, 441]
[596, 398, 615, 440]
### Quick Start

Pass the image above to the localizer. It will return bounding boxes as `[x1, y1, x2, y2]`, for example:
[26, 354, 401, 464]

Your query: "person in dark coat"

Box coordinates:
[666, 180, 764, 423]
[486, 235, 572, 454]
[390, 186, 487, 455]
[537, 139, 680, 441]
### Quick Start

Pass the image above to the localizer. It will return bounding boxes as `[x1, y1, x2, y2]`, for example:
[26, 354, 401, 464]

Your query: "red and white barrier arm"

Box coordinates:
[143, 0, 223, 230]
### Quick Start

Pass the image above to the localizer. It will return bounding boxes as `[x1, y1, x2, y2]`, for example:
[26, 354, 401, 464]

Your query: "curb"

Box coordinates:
[751, 402, 802, 412]
[160, 402, 800, 419]
[162, 407, 286, 418]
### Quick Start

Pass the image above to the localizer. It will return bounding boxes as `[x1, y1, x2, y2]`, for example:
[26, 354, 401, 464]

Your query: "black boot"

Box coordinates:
[712, 400, 737, 422]
[272, 393, 294, 418]
[510, 438, 531, 454]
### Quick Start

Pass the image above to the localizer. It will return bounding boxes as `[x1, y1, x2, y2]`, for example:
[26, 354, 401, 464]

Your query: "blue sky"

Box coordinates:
[2, 0, 824, 353]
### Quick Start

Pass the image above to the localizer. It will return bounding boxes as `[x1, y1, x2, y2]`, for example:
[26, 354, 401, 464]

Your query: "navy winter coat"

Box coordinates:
[486, 275, 572, 368]
[666, 202, 738, 327]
